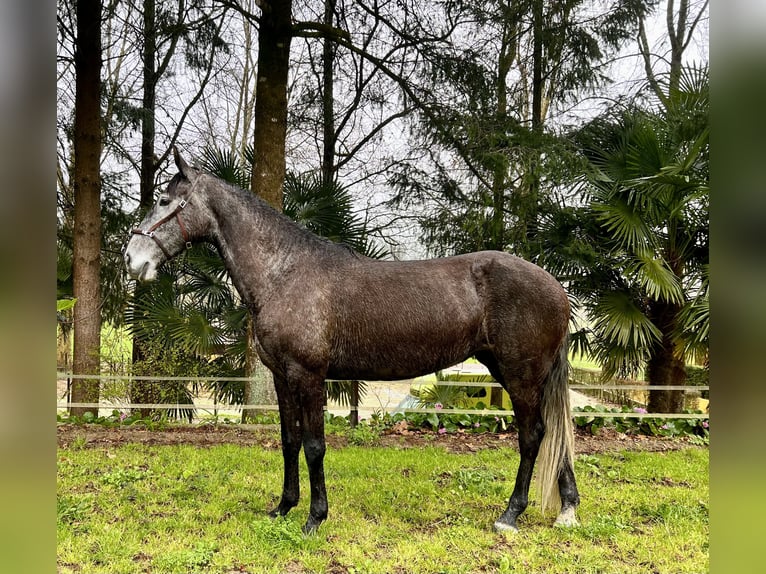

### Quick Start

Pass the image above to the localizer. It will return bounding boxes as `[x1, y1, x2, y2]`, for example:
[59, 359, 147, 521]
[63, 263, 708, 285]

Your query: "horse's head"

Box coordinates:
[124, 148, 207, 282]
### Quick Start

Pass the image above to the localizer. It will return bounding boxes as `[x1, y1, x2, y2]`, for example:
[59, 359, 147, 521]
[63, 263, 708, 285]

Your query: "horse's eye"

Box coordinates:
[159, 196, 170, 206]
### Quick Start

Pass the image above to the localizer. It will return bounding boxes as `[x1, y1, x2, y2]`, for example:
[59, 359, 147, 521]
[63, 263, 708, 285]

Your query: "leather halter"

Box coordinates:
[131, 177, 199, 259]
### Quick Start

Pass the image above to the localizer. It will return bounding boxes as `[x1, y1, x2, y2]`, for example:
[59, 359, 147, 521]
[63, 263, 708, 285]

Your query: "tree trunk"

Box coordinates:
[531, 0, 543, 135]
[524, 0, 544, 257]
[140, 0, 157, 207]
[667, 0, 688, 96]
[131, 0, 159, 418]
[249, 0, 293, 209]
[489, 19, 514, 258]
[130, 321, 158, 419]
[321, 0, 336, 188]
[243, 0, 294, 417]
[486, 19, 517, 408]
[349, 381, 359, 428]
[57, 323, 72, 371]
[647, 301, 686, 413]
[70, 0, 102, 418]
[242, 316, 278, 422]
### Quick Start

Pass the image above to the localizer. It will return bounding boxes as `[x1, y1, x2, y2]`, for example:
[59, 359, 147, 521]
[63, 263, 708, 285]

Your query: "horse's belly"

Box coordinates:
[326, 357, 472, 381]
[327, 325, 484, 381]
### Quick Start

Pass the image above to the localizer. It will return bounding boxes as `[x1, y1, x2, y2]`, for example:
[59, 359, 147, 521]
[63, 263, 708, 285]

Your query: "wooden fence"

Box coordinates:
[56, 371, 709, 422]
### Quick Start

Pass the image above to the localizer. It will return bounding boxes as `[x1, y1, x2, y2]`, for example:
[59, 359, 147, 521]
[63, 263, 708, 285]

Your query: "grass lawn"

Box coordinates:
[58, 441, 708, 573]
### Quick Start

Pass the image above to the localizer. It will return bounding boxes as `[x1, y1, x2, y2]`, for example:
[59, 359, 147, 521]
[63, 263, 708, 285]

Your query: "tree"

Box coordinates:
[387, 0, 656, 260]
[543, 65, 708, 413]
[129, 0, 229, 416]
[137, 0, 229, 207]
[236, 0, 293, 416]
[69, 0, 103, 418]
[250, 0, 293, 208]
[58, 0, 139, 398]
[639, 0, 709, 107]
[58, 0, 232, 418]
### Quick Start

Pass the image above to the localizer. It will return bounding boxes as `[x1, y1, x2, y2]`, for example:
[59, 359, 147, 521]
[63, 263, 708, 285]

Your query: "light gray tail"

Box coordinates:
[536, 335, 575, 515]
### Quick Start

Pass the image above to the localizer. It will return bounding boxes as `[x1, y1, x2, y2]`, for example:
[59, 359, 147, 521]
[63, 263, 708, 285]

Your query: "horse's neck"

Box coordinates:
[207, 182, 326, 311]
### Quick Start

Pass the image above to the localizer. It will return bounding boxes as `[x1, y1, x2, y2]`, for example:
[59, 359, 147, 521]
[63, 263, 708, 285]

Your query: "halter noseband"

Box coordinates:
[131, 177, 200, 259]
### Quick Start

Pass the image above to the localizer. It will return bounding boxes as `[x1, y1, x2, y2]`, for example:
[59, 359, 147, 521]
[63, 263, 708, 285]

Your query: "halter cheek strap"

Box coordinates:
[131, 177, 200, 258]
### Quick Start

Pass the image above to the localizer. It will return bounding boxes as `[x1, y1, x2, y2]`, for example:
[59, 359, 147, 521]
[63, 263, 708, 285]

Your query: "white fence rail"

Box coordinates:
[56, 372, 709, 420]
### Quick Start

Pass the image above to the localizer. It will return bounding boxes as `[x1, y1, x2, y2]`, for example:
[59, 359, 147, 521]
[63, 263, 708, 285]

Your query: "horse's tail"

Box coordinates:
[536, 333, 575, 515]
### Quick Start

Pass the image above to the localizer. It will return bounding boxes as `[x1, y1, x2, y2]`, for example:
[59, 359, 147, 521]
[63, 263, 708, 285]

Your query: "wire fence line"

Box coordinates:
[56, 372, 709, 420]
[56, 371, 706, 392]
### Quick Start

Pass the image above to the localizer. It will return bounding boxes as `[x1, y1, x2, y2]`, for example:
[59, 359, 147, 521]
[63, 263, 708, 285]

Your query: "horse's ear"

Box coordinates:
[173, 146, 192, 179]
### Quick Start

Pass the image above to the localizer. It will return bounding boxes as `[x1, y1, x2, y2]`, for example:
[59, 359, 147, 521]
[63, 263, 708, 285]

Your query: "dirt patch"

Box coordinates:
[56, 423, 699, 455]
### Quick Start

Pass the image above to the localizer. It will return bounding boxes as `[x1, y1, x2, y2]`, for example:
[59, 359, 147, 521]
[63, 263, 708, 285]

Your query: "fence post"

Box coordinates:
[350, 381, 359, 428]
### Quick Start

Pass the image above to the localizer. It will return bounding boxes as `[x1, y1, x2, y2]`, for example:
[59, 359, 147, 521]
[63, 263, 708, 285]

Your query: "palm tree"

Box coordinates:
[542, 65, 708, 413]
[282, 171, 388, 259]
[125, 242, 248, 419]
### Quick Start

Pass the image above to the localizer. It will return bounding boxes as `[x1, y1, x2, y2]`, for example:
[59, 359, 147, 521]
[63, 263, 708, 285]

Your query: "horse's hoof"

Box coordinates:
[268, 498, 297, 520]
[302, 515, 324, 535]
[553, 506, 578, 528]
[493, 520, 519, 534]
[268, 506, 290, 520]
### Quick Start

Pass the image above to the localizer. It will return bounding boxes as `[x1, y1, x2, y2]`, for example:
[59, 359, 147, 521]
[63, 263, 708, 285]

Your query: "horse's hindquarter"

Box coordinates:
[325, 254, 492, 380]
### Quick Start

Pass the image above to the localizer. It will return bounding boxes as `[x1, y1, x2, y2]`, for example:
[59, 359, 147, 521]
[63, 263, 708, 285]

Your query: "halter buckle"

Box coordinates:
[178, 199, 188, 209]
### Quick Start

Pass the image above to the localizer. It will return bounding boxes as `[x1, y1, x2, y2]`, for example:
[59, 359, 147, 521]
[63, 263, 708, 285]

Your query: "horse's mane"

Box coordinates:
[197, 170, 363, 261]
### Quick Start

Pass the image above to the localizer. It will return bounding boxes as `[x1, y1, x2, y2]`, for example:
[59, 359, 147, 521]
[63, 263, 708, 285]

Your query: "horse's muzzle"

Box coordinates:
[124, 245, 157, 282]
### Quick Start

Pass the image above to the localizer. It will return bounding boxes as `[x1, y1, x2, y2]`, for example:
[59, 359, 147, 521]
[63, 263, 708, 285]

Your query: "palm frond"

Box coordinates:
[199, 147, 249, 188]
[411, 381, 469, 409]
[591, 193, 654, 251]
[284, 173, 351, 237]
[325, 380, 367, 408]
[590, 290, 661, 352]
[568, 322, 593, 360]
[675, 297, 709, 364]
[674, 263, 709, 364]
[283, 171, 388, 259]
[627, 252, 684, 304]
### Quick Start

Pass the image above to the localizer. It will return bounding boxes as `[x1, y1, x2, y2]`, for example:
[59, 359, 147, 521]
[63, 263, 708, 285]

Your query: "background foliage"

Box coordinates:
[56, 0, 709, 414]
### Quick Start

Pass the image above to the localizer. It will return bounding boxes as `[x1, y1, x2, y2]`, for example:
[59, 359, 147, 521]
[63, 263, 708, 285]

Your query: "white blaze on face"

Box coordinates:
[124, 235, 162, 282]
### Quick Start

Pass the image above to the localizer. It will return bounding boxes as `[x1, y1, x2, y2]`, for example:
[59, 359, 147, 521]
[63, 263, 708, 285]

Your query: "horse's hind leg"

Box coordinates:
[495, 392, 544, 532]
[269, 375, 302, 519]
[554, 457, 580, 527]
[476, 352, 543, 532]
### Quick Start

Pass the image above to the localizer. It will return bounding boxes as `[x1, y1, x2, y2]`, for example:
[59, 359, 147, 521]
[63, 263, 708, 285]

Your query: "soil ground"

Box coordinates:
[56, 423, 699, 456]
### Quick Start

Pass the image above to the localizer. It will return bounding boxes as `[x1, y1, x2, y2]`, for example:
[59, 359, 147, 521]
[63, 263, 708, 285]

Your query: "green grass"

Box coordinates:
[569, 351, 601, 371]
[58, 442, 708, 573]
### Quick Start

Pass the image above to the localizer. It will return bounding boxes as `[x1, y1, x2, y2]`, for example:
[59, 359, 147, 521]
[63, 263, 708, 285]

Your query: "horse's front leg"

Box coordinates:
[269, 376, 302, 519]
[296, 373, 328, 534]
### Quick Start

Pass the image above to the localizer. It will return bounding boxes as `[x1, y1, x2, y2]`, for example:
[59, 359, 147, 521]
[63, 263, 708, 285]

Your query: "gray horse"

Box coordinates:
[124, 149, 580, 534]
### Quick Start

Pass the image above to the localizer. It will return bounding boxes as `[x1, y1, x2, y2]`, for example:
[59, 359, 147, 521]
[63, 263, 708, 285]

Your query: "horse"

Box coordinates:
[124, 148, 580, 534]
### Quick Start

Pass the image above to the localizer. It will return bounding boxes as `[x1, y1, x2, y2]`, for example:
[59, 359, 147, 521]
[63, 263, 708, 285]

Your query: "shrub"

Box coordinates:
[573, 405, 709, 442]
